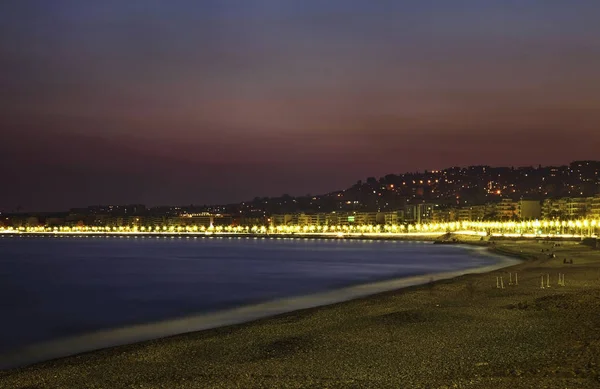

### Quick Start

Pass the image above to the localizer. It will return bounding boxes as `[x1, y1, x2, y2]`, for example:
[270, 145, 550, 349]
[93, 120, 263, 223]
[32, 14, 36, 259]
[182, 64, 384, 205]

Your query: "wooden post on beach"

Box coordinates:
[515, 273, 518, 286]
[496, 277, 500, 289]
[509, 272, 513, 285]
[501, 277, 505, 289]
[540, 275, 545, 289]
[546, 273, 551, 288]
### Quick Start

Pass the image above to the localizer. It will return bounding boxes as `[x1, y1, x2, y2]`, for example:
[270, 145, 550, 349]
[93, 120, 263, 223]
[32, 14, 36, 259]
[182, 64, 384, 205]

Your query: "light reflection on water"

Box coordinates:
[0, 237, 501, 364]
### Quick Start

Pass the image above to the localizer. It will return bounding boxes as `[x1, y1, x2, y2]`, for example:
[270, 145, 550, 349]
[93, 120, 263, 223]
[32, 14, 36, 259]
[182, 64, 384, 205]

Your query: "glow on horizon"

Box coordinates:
[2, 1, 600, 210]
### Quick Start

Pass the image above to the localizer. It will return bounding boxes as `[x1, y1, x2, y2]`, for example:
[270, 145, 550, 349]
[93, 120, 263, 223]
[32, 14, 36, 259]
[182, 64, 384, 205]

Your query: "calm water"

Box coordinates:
[0, 236, 499, 357]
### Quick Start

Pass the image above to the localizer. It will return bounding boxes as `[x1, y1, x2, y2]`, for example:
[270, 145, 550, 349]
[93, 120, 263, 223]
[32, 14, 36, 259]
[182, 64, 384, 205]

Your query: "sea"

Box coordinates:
[0, 235, 510, 368]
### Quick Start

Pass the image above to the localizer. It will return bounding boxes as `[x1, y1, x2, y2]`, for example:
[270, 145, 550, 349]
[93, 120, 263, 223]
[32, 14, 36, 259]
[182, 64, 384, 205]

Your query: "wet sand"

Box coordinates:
[1, 238, 599, 388]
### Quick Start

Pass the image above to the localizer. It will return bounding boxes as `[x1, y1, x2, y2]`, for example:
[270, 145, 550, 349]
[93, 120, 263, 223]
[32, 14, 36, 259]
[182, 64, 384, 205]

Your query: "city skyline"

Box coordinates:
[2, 1, 600, 211]
[2, 160, 598, 214]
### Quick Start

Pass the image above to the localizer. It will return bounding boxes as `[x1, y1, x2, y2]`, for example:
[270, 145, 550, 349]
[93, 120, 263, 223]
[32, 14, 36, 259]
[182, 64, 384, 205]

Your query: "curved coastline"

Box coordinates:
[0, 244, 519, 370]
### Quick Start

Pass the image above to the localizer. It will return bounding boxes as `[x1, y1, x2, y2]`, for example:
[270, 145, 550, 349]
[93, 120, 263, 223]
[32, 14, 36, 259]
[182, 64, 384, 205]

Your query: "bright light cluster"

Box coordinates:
[0, 219, 598, 238]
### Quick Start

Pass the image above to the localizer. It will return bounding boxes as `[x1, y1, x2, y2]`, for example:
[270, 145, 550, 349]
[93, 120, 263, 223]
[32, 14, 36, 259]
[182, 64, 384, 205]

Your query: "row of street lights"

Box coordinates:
[1, 219, 598, 237]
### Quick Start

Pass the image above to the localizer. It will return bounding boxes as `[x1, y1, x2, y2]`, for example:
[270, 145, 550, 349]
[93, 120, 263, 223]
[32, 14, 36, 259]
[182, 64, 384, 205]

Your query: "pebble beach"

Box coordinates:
[1, 238, 599, 388]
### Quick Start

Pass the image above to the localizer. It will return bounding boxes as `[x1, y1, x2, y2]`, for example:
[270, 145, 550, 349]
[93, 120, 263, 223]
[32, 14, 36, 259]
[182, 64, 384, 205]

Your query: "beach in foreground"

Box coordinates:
[1, 238, 599, 388]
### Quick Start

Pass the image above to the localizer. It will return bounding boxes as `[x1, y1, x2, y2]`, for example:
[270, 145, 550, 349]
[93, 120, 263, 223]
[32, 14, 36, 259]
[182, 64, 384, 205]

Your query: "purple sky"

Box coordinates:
[1, 1, 600, 211]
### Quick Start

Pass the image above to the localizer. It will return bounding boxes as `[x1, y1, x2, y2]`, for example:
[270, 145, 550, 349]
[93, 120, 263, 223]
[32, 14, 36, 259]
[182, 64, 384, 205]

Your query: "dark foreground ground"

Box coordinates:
[1, 239, 599, 388]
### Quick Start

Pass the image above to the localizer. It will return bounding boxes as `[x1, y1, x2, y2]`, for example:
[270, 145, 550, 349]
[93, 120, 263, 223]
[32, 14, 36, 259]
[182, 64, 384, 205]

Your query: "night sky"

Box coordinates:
[2, 1, 600, 211]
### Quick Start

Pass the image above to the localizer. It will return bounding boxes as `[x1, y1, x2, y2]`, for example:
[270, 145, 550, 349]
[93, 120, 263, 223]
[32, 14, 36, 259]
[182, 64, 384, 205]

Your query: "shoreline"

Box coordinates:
[2, 239, 599, 387]
[0, 243, 515, 370]
[2, 231, 590, 246]
[0, 231, 445, 242]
